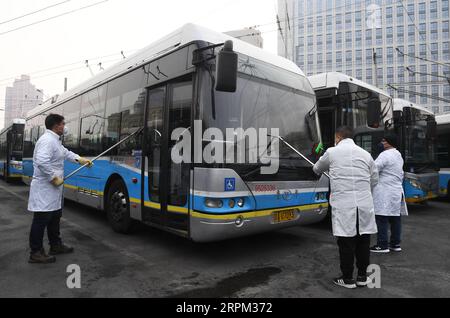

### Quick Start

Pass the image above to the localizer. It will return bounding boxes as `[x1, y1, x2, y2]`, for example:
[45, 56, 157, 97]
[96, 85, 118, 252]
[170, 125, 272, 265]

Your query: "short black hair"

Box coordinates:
[45, 114, 65, 130]
[335, 126, 354, 140]
[383, 133, 398, 148]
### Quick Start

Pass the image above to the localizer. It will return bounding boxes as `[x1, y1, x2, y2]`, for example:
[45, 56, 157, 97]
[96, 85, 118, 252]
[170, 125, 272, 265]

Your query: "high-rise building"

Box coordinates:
[4, 75, 43, 128]
[278, 0, 450, 114]
[226, 28, 264, 48]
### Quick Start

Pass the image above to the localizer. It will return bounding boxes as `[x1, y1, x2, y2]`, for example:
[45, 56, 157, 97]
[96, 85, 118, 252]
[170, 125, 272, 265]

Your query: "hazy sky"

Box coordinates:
[0, 0, 279, 128]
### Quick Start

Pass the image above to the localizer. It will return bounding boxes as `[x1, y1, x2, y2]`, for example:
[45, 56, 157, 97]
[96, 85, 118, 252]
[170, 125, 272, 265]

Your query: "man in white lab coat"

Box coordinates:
[313, 126, 379, 289]
[371, 134, 407, 254]
[28, 114, 92, 264]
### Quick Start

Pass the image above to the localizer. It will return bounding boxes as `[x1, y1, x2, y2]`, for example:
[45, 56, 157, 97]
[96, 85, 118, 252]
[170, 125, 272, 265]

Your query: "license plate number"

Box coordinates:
[273, 209, 296, 223]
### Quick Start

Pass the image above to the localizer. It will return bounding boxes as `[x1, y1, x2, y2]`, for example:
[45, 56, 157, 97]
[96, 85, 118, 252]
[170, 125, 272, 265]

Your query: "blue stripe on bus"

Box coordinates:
[23, 158, 327, 213]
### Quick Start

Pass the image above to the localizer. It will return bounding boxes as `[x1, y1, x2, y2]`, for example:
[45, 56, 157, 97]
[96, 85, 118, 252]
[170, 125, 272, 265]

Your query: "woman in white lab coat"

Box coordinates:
[371, 134, 407, 254]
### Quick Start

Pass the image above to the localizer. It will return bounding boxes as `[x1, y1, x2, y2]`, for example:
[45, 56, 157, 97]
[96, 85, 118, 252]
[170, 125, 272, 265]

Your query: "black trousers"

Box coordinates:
[335, 209, 372, 279]
[337, 234, 371, 279]
[29, 210, 63, 253]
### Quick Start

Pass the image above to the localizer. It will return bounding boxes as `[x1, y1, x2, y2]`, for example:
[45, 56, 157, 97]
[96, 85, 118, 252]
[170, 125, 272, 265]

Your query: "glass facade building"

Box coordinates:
[278, 0, 450, 114]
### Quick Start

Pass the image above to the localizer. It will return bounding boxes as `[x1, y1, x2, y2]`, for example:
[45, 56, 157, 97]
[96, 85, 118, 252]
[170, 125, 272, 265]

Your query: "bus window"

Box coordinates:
[12, 132, 24, 152]
[63, 97, 81, 152]
[168, 81, 192, 207]
[105, 68, 147, 153]
[118, 90, 146, 155]
[80, 85, 107, 156]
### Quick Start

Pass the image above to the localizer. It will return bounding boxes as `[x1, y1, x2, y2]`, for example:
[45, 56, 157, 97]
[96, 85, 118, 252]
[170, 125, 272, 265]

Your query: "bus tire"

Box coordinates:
[4, 164, 11, 183]
[106, 179, 134, 234]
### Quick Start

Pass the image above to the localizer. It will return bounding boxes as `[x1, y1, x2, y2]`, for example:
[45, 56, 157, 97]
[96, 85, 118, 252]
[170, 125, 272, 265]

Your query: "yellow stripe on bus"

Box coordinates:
[190, 203, 329, 220]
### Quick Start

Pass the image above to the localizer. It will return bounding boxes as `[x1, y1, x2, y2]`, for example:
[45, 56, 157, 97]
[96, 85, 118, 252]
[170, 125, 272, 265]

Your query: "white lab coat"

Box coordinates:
[313, 139, 379, 237]
[373, 148, 408, 216]
[28, 130, 80, 212]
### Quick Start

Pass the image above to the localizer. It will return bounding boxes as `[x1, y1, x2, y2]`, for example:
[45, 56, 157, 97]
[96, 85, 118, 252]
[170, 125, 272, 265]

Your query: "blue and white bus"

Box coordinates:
[0, 119, 25, 183]
[308, 72, 394, 157]
[436, 114, 450, 199]
[393, 99, 439, 203]
[23, 24, 328, 242]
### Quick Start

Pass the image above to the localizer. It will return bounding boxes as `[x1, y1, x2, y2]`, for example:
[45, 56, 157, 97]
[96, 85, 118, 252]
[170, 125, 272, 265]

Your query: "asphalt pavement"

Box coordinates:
[0, 180, 449, 298]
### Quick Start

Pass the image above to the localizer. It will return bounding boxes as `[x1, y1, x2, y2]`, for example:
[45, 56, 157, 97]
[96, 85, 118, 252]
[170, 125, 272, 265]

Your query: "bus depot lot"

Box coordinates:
[0, 180, 449, 298]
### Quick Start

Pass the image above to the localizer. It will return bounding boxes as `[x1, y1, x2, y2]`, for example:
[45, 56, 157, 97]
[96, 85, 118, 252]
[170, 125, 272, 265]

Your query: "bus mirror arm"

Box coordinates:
[64, 127, 144, 181]
[268, 134, 331, 180]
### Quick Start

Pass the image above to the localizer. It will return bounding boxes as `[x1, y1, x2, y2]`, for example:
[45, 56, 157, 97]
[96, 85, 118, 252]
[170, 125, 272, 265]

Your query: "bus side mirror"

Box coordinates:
[367, 97, 382, 128]
[427, 119, 437, 139]
[215, 40, 238, 93]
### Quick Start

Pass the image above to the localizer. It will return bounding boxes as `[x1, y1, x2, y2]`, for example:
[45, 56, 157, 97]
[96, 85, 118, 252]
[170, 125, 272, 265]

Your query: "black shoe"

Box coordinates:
[356, 275, 370, 287]
[333, 276, 357, 289]
[29, 250, 56, 264]
[389, 245, 402, 252]
[370, 246, 390, 253]
[49, 244, 74, 255]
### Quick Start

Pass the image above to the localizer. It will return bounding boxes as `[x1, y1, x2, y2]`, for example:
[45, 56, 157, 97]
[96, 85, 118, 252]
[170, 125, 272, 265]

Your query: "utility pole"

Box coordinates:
[373, 48, 379, 88]
[64, 78, 68, 92]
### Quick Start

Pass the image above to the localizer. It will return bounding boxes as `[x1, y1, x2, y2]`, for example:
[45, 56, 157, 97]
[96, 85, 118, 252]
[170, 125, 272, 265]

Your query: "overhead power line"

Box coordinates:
[0, 0, 72, 26]
[0, 50, 137, 86]
[388, 84, 450, 103]
[0, 0, 110, 36]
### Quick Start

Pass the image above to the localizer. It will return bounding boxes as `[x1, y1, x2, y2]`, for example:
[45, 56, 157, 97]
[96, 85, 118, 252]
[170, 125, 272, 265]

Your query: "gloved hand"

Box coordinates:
[77, 157, 93, 168]
[51, 177, 64, 187]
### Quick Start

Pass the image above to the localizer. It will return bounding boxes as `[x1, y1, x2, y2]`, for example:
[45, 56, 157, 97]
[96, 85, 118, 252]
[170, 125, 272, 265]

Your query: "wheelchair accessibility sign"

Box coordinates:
[224, 178, 236, 192]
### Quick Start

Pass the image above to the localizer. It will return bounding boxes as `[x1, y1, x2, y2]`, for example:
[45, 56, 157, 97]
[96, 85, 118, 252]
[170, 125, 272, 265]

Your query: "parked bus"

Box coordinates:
[436, 114, 450, 199]
[308, 72, 393, 156]
[393, 99, 439, 203]
[0, 119, 25, 183]
[22, 24, 328, 242]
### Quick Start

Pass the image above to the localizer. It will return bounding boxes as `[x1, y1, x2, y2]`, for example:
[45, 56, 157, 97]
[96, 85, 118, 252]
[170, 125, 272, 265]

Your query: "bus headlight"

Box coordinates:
[228, 199, 236, 208]
[237, 198, 245, 207]
[205, 198, 223, 209]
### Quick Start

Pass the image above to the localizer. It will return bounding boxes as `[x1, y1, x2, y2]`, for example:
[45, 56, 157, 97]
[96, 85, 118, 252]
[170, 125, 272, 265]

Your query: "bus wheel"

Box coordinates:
[4, 164, 11, 183]
[106, 179, 134, 234]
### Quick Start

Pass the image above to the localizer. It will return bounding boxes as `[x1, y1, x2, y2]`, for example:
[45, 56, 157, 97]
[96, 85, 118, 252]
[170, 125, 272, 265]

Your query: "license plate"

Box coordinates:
[273, 209, 296, 223]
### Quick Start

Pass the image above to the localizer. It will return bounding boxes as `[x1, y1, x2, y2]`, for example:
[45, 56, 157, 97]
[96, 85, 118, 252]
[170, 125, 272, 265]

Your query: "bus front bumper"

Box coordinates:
[189, 204, 328, 243]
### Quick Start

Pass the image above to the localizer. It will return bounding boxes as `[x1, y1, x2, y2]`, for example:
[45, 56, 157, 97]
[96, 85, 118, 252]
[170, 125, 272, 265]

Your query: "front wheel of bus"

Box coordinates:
[106, 179, 134, 234]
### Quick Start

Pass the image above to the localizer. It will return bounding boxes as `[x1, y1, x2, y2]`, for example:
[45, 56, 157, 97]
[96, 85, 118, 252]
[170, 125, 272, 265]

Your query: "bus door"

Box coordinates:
[143, 77, 192, 232]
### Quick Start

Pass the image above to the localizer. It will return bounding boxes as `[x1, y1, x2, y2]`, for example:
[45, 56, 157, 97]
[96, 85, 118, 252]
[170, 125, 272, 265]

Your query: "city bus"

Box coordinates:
[308, 72, 393, 156]
[23, 24, 328, 242]
[393, 99, 439, 203]
[436, 114, 450, 199]
[0, 119, 25, 183]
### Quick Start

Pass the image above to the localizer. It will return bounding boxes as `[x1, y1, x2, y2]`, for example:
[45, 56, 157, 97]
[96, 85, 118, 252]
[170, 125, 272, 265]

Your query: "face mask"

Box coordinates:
[377, 142, 385, 153]
[63, 126, 69, 136]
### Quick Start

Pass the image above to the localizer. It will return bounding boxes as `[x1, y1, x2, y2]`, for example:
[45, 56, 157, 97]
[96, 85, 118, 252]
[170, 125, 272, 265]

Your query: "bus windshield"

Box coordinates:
[316, 82, 393, 153]
[405, 110, 435, 165]
[12, 132, 24, 152]
[199, 55, 321, 181]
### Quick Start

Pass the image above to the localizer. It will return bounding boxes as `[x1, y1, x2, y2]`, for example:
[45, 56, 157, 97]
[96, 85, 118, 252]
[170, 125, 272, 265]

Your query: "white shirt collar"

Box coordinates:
[46, 129, 61, 140]
[338, 138, 355, 146]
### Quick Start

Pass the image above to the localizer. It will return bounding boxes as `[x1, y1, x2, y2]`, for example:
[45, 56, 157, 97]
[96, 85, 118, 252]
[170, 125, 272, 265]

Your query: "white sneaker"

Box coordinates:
[389, 246, 402, 252]
[333, 277, 357, 289]
[370, 246, 390, 253]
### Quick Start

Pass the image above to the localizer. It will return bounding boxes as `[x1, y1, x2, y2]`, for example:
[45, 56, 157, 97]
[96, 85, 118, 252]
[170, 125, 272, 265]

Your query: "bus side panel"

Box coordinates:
[439, 170, 450, 197]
